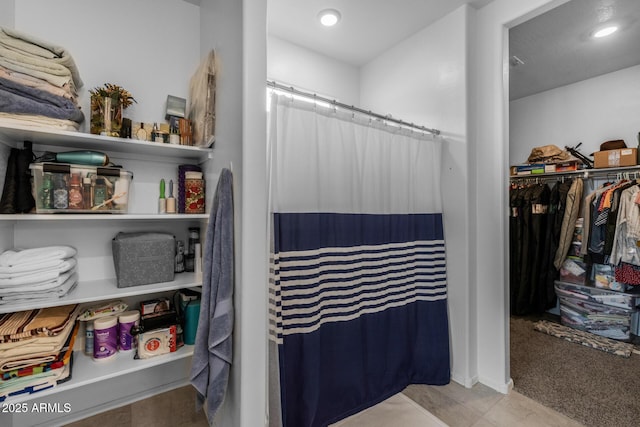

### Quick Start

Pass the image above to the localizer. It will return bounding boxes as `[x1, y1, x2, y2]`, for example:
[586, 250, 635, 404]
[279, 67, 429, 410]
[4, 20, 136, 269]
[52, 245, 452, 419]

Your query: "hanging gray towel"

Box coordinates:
[190, 168, 234, 425]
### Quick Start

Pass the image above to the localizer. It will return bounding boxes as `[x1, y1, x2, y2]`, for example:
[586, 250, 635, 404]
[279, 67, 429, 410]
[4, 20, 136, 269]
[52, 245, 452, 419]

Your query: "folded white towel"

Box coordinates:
[0, 257, 75, 277]
[0, 246, 76, 268]
[0, 269, 76, 295]
[0, 259, 76, 286]
[0, 272, 77, 304]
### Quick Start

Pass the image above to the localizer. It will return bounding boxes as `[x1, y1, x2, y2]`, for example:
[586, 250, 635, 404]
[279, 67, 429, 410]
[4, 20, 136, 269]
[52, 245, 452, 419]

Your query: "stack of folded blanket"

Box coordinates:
[0, 27, 84, 131]
[0, 304, 79, 401]
[0, 246, 78, 304]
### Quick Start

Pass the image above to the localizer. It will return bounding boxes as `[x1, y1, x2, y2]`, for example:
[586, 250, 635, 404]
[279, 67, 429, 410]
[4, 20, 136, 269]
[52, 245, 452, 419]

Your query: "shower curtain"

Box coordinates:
[268, 93, 450, 427]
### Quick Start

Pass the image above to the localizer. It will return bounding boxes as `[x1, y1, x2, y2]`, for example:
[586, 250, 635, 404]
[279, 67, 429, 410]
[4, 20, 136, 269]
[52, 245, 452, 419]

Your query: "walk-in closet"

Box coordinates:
[508, 1, 640, 426]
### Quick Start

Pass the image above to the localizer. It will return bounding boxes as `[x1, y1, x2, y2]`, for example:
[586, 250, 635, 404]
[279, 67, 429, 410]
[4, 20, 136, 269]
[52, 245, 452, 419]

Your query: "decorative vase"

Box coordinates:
[90, 96, 123, 137]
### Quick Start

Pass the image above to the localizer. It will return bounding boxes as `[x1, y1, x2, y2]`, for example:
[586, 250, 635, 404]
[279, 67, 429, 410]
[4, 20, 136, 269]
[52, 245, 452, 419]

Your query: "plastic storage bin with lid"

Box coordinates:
[558, 294, 638, 341]
[30, 162, 133, 213]
[555, 280, 640, 310]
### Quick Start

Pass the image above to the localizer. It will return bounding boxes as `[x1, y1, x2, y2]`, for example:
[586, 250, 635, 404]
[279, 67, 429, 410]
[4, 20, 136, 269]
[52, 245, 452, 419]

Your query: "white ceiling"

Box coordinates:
[268, 0, 640, 101]
[267, 0, 494, 66]
[509, 0, 640, 100]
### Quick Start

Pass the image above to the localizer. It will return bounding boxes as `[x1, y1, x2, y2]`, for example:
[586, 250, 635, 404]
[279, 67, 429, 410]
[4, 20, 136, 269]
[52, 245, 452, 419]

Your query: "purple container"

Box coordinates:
[93, 316, 118, 360]
[118, 310, 140, 351]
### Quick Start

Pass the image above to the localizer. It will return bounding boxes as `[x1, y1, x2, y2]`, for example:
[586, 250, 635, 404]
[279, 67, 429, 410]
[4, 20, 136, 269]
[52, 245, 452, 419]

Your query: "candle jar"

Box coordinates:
[68, 173, 83, 209]
[185, 172, 205, 214]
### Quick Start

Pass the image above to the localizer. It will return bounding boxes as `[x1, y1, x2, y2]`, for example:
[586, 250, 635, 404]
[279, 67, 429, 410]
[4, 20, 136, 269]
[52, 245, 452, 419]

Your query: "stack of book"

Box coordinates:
[511, 160, 580, 176]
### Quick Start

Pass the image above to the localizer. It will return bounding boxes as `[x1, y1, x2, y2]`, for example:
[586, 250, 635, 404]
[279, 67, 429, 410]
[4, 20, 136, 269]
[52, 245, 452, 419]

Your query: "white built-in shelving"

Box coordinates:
[0, 123, 208, 425]
[0, 272, 202, 314]
[0, 124, 213, 163]
[0, 213, 208, 221]
[6, 345, 195, 404]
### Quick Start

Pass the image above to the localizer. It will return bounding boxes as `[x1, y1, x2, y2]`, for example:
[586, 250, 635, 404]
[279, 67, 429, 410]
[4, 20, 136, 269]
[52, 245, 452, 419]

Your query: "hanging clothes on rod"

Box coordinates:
[509, 177, 583, 315]
[581, 177, 640, 285]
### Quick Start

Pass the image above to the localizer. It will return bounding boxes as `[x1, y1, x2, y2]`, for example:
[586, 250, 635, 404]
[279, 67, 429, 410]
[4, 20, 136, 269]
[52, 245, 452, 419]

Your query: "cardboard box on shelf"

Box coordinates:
[555, 160, 580, 172]
[594, 148, 638, 168]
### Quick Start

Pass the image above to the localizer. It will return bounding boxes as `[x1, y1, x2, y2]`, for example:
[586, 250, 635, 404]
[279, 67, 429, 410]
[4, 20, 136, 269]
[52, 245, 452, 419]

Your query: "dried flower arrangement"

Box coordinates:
[89, 83, 136, 136]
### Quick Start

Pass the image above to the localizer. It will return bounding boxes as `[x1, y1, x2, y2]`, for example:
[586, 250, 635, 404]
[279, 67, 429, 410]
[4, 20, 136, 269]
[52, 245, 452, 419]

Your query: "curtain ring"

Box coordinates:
[287, 86, 295, 103]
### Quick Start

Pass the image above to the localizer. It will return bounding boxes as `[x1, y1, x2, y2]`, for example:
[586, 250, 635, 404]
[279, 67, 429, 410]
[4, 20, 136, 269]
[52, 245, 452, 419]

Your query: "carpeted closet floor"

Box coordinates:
[510, 315, 640, 427]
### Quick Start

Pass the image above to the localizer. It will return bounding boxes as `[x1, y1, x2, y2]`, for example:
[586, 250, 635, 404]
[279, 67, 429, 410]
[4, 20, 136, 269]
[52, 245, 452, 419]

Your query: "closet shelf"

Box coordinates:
[0, 213, 209, 221]
[5, 346, 194, 404]
[0, 124, 213, 162]
[0, 273, 203, 314]
[510, 165, 640, 181]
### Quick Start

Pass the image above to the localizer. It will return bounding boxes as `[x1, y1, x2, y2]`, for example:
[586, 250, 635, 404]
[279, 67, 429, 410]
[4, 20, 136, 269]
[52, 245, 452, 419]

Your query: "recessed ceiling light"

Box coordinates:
[318, 9, 341, 27]
[592, 25, 618, 38]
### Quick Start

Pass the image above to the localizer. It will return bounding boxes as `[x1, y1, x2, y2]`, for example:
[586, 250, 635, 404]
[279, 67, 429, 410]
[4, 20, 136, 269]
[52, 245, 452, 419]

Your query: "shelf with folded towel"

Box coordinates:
[0, 272, 203, 314]
[0, 124, 213, 163]
[0, 213, 209, 221]
[2, 345, 193, 407]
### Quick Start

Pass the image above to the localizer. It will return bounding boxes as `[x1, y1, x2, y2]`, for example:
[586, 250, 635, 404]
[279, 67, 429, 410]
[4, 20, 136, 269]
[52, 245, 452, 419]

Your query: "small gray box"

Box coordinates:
[165, 95, 186, 119]
[112, 232, 175, 288]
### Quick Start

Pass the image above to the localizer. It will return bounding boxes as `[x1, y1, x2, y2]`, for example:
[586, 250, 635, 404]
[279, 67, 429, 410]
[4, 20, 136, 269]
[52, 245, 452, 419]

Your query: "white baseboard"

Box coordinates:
[450, 371, 479, 388]
[477, 376, 513, 394]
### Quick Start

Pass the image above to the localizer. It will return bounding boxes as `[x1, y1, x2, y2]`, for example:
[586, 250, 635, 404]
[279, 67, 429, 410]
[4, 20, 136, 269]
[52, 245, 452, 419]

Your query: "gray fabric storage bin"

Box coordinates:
[112, 232, 175, 287]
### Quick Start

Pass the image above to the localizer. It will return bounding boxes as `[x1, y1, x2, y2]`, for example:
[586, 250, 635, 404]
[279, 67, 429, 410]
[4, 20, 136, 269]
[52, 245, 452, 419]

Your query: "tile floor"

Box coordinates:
[64, 386, 208, 427]
[403, 382, 585, 427]
[65, 381, 585, 427]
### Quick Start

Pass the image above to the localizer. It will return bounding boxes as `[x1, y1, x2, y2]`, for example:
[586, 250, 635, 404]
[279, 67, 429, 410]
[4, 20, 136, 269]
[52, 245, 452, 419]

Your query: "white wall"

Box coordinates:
[241, 2, 269, 427]
[510, 63, 640, 165]
[474, 0, 570, 392]
[360, 5, 475, 388]
[198, 1, 244, 425]
[267, 35, 360, 105]
[15, 0, 201, 132]
[0, 1, 14, 28]
[199, 2, 269, 426]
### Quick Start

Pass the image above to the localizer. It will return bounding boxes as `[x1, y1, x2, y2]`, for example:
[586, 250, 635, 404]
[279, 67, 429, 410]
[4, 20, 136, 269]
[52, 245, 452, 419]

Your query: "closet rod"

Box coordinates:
[509, 165, 640, 182]
[267, 80, 441, 136]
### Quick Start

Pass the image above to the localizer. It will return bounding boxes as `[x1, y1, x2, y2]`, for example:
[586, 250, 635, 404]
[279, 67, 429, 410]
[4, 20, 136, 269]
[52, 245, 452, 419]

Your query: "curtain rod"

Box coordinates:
[267, 80, 441, 136]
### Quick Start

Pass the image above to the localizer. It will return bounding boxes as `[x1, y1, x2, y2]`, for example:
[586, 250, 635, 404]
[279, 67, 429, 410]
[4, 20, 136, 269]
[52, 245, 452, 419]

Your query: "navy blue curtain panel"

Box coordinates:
[267, 92, 450, 427]
[272, 212, 450, 427]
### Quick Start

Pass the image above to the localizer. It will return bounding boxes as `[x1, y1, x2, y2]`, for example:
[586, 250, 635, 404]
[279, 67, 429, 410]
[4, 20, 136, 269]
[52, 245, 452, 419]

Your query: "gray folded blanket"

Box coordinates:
[0, 77, 84, 123]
